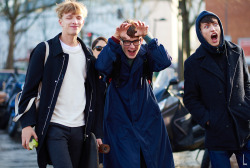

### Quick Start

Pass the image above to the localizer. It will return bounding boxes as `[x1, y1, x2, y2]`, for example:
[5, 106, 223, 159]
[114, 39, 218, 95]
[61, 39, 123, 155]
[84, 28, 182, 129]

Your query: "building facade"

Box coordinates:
[205, 0, 250, 65]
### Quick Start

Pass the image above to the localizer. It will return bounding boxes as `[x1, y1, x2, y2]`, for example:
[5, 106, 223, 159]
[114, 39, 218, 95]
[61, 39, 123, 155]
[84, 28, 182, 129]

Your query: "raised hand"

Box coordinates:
[134, 21, 149, 37]
[113, 23, 131, 40]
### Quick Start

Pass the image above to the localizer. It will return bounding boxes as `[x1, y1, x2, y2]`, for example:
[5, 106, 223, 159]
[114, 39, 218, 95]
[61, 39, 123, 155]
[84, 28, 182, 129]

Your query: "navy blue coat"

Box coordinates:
[95, 38, 174, 168]
[19, 33, 103, 167]
[184, 11, 250, 150]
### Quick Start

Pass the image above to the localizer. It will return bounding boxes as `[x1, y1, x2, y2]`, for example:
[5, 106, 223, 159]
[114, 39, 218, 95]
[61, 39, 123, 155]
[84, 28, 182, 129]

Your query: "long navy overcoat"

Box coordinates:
[95, 38, 175, 168]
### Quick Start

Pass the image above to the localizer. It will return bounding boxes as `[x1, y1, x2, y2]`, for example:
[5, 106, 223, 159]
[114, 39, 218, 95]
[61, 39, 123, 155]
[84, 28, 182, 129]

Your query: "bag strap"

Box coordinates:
[13, 41, 49, 122]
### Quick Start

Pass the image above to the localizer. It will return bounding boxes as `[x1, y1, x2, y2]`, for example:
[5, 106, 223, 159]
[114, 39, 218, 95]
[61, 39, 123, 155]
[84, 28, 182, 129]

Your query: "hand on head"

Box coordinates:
[134, 21, 148, 37]
[114, 23, 131, 40]
[114, 20, 149, 40]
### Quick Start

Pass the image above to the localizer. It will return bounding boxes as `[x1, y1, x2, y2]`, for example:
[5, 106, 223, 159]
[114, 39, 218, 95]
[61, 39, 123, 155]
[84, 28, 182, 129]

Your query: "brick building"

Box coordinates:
[205, 0, 250, 66]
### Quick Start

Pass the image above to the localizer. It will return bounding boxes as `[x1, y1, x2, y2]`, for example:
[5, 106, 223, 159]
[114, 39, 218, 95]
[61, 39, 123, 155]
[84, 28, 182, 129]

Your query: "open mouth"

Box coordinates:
[211, 33, 218, 42]
[128, 50, 136, 55]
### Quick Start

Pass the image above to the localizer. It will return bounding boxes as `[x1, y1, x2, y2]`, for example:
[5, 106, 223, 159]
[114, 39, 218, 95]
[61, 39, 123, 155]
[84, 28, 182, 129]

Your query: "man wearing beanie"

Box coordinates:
[183, 11, 250, 167]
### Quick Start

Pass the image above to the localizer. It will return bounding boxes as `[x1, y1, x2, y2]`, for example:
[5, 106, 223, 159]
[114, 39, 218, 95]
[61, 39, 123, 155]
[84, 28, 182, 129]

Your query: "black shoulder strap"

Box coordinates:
[107, 54, 121, 88]
[108, 54, 153, 88]
[142, 54, 153, 84]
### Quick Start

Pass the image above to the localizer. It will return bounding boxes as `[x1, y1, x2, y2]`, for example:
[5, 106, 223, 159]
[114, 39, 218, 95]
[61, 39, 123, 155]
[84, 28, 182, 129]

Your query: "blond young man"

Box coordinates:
[19, 0, 103, 167]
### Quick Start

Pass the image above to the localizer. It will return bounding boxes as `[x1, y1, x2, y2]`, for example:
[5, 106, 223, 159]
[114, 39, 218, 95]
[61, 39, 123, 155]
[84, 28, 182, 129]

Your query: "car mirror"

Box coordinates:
[166, 77, 179, 90]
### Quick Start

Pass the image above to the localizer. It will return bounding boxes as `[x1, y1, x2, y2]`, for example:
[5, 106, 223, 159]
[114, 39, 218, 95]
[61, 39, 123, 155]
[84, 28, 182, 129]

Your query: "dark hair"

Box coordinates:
[91, 36, 108, 50]
[200, 15, 218, 28]
[123, 19, 137, 38]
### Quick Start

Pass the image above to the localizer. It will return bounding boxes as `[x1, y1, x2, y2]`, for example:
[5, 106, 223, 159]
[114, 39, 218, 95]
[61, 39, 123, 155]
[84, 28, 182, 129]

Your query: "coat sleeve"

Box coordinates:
[95, 38, 120, 77]
[18, 42, 46, 128]
[183, 59, 210, 128]
[146, 38, 172, 72]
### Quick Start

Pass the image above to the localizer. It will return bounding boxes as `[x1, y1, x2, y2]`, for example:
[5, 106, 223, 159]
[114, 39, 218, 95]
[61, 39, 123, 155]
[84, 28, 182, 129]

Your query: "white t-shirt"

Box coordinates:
[50, 40, 86, 127]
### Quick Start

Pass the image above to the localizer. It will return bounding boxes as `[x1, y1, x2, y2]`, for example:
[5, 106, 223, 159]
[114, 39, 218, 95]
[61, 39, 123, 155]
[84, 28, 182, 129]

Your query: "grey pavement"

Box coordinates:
[0, 129, 205, 168]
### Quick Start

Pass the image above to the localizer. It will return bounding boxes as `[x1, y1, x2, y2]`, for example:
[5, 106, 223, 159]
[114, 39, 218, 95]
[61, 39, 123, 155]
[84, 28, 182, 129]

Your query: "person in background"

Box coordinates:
[92, 36, 108, 58]
[183, 11, 250, 167]
[18, 0, 103, 167]
[95, 19, 174, 168]
[92, 36, 108, 166]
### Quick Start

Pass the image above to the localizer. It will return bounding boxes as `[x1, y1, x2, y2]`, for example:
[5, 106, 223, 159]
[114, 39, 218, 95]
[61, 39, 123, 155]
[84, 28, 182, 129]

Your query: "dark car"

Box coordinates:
[0, 69, 17, 91]
[0, 69, 25, 129]
[7, 80, 24, 137]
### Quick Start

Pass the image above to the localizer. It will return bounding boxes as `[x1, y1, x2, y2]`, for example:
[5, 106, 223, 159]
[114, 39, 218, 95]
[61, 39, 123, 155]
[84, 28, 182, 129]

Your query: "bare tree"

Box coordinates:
[1, 0, 61, 69]
[106, 0, 159, 20]
[178, 0, 204, 80]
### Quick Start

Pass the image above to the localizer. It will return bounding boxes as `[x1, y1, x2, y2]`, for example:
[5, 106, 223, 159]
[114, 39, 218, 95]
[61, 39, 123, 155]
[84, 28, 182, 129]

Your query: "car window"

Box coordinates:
[17, 74, 26, 83]
[0, 73, 12, 81]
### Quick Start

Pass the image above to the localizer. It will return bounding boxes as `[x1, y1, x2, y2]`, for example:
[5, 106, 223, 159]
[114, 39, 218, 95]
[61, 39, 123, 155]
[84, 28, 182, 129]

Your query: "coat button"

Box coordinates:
[235, 85, 239, 88]
[226, 125, 229, 128]
[238, 103, 241, 106]
[218, 91, 223, 94]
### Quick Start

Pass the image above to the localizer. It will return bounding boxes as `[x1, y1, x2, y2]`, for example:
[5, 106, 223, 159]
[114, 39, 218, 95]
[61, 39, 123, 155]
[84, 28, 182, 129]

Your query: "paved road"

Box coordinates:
[0, 129, 205, 168]
[0, 130, 37, 168]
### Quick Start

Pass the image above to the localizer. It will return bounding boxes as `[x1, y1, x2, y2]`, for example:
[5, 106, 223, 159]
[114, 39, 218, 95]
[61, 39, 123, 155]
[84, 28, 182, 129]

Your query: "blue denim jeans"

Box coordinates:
[208, 140, 250, 168]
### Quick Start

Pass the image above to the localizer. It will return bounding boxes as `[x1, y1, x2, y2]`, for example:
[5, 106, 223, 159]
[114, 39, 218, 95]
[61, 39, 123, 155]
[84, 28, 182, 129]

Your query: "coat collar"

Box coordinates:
[225, 41, 240, 102]
[130, 46, 147, 74]
[114, 43, 148, 74]
[200, 48, 226, 83]
[225, 40, 240, 72]
[120, 45, 147, 74]
[197, 41, 240, 84]
[50, 33, 93, 60]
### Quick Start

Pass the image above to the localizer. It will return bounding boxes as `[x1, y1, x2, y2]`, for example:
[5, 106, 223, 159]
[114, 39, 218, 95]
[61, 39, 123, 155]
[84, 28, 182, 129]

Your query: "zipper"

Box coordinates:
[42, 55, 66, 135]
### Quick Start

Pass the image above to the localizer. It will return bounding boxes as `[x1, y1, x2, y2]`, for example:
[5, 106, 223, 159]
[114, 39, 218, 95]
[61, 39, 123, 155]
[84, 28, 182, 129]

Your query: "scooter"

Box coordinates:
[153, 68, 210, 167]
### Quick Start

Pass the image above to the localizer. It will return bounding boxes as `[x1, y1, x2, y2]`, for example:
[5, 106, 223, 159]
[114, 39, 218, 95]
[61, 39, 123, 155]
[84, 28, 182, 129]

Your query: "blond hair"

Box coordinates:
[55, 0, 87, 19]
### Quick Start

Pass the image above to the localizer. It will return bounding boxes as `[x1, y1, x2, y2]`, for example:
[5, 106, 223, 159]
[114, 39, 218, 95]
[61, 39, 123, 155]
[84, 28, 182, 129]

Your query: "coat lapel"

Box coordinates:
[226, 44, 240, 102]
[200, 54, 226, 84]
[130, 47, 147, 74]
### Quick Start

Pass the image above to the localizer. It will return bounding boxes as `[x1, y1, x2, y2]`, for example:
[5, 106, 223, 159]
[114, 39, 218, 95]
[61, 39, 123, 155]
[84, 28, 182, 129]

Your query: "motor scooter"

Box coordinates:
[153, 68, 210, 167]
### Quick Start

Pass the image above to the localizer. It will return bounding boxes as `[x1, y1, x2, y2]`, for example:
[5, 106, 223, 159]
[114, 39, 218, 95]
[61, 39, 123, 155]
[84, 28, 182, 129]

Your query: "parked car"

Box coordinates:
[153, 68, 210, 168]
[7, 81, 24, 137]
[0, 69, 16, 91]
[0, 69, 25, 129]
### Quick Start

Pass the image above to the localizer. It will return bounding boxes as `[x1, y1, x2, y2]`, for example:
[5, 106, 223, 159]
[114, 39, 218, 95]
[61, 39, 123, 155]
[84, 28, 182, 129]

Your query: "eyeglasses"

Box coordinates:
[93, 46, 104, 51]
[121, 39, 141, 46]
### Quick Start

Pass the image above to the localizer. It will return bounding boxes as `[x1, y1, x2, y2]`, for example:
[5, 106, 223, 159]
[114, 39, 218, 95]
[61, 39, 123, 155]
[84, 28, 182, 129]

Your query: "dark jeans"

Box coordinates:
[208, 140, 250, 168]
[46, 123, 85, 168]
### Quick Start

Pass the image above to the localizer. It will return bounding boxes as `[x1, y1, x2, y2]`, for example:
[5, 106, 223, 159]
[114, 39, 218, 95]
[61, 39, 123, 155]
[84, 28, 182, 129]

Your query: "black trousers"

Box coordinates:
[46, 123, 85, 168]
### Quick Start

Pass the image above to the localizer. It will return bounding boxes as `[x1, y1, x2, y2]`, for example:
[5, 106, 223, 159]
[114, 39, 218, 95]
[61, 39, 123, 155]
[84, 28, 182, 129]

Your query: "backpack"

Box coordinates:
[13, 41, 49, 122]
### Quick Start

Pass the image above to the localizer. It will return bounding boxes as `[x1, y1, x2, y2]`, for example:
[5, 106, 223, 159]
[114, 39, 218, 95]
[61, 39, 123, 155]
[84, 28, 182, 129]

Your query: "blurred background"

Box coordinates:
[0, 0, 249, 167]
[0, 0, 249, 79]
